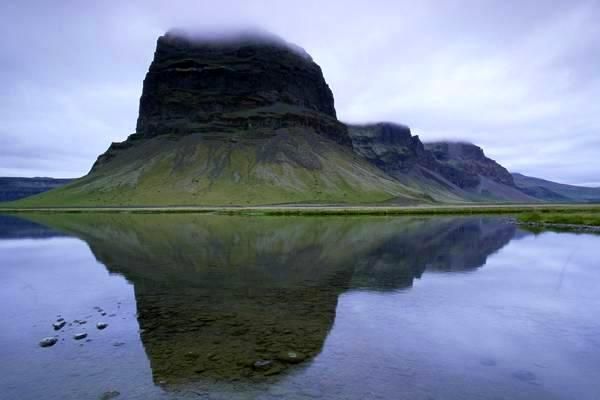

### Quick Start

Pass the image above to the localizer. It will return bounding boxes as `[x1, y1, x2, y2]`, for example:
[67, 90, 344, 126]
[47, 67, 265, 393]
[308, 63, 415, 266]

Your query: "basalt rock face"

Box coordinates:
[347, 123, 470, 201]
[425, 142, 515, 189]
[348, 123, 434, 173]
[347, 125, 535, 202]
[135, 30, 345, 143]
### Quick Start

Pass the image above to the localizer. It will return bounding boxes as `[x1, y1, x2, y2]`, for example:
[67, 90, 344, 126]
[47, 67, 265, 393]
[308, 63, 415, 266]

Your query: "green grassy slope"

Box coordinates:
[15, 130, 430, 207]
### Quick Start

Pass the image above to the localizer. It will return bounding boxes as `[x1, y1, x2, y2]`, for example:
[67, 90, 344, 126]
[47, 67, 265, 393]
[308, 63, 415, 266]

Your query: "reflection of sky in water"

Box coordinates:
[0, 216, 599, 400]
[0, 237, 157, 399]
[304, 232, 600, 400]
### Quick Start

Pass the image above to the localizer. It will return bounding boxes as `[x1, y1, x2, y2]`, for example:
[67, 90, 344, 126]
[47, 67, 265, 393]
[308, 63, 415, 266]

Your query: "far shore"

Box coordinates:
[1, 203, 600, 217]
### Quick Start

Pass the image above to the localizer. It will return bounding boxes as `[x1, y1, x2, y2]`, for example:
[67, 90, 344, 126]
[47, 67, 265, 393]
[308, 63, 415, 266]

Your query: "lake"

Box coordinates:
[1, 213, 599, 400]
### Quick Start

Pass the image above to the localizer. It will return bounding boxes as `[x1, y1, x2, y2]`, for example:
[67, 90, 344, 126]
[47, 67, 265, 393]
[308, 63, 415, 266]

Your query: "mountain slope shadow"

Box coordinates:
[22, 214, 519, 385]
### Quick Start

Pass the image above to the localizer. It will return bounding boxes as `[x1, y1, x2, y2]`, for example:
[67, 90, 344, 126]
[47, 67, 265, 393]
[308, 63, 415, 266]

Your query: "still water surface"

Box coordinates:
[0, 214, 599, 400]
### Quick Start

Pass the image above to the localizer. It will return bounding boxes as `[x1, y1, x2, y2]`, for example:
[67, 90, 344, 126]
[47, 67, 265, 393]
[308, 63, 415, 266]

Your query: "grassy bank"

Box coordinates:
[518, 211, 600, 227]
[2, 203, 600, 217]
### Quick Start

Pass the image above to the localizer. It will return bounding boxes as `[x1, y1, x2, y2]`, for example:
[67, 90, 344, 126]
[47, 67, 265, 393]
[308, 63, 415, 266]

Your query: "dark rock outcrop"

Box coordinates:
[425, 142, 515, 189]
[135, 30, 346, 142]
[348, 123, 435, 173]
[347, 124, 535, 201]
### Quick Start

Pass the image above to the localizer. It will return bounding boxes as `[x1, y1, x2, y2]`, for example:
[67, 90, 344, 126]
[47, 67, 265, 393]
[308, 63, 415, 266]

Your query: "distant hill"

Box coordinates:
[512, 173, 600, 203]
[424, 142, 536, 202]
[0, 177, 72, 202]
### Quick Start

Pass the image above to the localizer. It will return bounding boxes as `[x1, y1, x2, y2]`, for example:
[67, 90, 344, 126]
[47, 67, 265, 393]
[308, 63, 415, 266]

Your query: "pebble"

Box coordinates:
[97, 322, 109, 330]
[53, 321, 66, 330]
[39, 337, 58, 348]
[74, 333, 88, 340]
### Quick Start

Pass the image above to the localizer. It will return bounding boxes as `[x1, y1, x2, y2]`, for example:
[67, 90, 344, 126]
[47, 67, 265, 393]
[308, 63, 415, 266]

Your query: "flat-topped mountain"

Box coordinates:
[21, 30, 425, 206]
[134, 30, 341, 139]
[11, 29, 578, 206]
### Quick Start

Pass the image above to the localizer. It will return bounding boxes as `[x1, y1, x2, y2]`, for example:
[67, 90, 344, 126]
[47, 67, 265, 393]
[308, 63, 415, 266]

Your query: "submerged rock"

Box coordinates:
[39, 337, 58, 348]
[512, 370, 537, 383]
[74, 332, 88, 340]
[276, 350, 306, 364]
[99, 390, 120, 400]
[252, 359, 273, 370]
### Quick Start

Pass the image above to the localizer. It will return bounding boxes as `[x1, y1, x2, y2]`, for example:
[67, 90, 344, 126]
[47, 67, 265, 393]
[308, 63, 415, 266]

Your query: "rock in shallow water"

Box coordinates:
[74, 332, 88, 340]
[97, 322, 108, 330]
[39, 337, 58, 348]
[53, 320, 66, 330]
[99, 390, 120, 400]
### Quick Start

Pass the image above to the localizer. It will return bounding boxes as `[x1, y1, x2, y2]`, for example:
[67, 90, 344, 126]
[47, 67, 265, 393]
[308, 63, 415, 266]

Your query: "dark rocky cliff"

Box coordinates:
[135, 30, 345, 140]
[348, 123, 435, 173]
[347, 124, 534, 201]
[425, 142, 515, 189]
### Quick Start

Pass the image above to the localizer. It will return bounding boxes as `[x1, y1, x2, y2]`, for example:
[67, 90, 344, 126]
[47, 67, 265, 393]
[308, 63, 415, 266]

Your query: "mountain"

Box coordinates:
[0, 177, 72, 202]
[9, 30, 576, 207]
[512, 173, 600, 203]
[347, 124, 535, 202]
[16, 30, 426, 207]
[424, 142, 536, 202]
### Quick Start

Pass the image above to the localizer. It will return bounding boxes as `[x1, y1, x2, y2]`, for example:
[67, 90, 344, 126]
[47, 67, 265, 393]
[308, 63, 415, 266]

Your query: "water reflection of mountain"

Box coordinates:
[0, 214, 66, 239]
[21, 213, 518, 384]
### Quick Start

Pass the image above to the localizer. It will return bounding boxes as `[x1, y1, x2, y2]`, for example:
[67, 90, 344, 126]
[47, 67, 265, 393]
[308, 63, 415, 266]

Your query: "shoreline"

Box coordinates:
[1, 203, 600, 216]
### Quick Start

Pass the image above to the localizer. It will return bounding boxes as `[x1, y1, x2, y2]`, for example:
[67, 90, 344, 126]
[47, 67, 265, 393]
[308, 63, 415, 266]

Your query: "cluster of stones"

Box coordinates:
[38, 306, 111, 348]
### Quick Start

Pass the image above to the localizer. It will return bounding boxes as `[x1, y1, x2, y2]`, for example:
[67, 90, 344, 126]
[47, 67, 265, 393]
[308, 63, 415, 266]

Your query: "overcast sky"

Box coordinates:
[1, 0, 599, 185]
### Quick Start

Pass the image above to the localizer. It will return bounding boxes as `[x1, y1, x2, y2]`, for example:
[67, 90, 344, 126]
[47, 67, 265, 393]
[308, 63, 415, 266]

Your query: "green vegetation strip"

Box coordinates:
[1, 204, 600, 217]
[518, 211, 600, 227]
